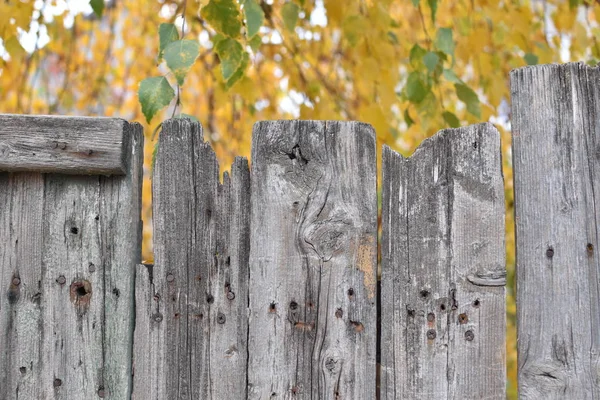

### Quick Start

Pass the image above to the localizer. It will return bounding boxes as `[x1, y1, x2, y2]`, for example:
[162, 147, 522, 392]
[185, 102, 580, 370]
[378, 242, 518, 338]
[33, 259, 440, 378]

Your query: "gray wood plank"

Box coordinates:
[0, 172, 45, 400]
[511, 63, 600, 398]
[0, 114, 130, 175]
[0, 122, 142, 399]
[247, 121, 378, 399]
[133, 118, 250, 399]
[380, 123, 506, 399]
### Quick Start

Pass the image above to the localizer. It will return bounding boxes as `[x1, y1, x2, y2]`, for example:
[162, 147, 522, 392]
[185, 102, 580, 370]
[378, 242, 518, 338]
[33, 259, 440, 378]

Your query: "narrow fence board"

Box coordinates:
[247, 121, 378, 399]
[0, 172, 44, 399]
[380, 123, 506, 399]
[0, 114, 130, 175]
[512, 63, 600, 398]
[0, 123, 142, 399]
[133, 119, 250, 399]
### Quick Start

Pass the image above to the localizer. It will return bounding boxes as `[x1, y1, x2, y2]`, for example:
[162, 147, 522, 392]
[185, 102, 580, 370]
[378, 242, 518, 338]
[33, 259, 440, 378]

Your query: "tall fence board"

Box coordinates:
[247, 121, 378, 399]
[132, 119, 250, 399]
[512, 63, 600, 398]
[0, 119, 142, 399]
[380, 123, 506, 399]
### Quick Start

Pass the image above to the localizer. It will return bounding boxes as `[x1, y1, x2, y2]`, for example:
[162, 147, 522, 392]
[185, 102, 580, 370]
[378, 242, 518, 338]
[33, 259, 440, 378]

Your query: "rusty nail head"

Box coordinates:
[166, 274, 174, 282]
[217, 312, 226, 324]
[53, 378, 62, 387]
[458, 313, 468, 324]
[12, 277, 21, 286]
[98, 388, 105, 398]
[227, 291, 235, 300]
[153, 313, 163, 322]
[546, 247, 554, 258]
[465, 330, 475, 341]
[427, 313, 435, 322]
[587, 243, 594, 255]
[426, 329, 436, 340]
[57, 275, 66, 285]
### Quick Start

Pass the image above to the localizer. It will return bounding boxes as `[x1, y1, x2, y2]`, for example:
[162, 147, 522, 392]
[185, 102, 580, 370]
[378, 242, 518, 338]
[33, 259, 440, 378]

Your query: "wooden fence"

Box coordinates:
[0, 62, 597, 399]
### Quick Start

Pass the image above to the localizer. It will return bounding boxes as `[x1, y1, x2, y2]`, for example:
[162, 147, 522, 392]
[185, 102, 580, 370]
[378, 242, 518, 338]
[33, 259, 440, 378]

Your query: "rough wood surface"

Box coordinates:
[247, 121, 378, 399]
[0, 114, 130, 175]
[132, 118, 250, 399]
[0, 123, 142, 399]
[380, 123, 506, 399]
[512, 63, 600, 398]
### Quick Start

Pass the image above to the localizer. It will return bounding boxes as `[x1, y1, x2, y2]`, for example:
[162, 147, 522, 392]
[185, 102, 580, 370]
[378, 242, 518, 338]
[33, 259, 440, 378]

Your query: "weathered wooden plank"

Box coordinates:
[0, 172, 44, 399]
[0, 114, 130, 175]
[512, 63, 600, 398]
[132, 118, 250, 399]
[247, 121, 377, 399]
[380, 123, 506, 399]
[0, 122, 142, 399]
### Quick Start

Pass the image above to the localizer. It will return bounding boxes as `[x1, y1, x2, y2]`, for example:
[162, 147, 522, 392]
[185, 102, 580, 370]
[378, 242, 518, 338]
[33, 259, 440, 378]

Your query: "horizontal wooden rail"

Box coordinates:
[0, 114, 132, 175]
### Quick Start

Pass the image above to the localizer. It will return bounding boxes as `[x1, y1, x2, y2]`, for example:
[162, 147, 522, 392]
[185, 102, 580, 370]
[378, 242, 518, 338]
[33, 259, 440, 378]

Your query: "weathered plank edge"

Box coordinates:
[0, 114, 129, 175]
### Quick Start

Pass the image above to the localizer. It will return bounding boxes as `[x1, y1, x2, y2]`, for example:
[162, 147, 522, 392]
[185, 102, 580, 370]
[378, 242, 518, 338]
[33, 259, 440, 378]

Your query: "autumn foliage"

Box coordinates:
[2, 0, 600, 397]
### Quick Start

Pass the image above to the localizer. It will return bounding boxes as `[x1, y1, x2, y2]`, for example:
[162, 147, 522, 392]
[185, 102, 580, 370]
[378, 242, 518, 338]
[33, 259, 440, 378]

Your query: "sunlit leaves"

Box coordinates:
[90, 0, 104, 18]
[243, 0, 264, 38]
[282, 2, 300, 32]
[455, 83, 480, 118]
[215, 37, 244, 81]
[159, 23, 179, 60]
[201, 0, 242, 38]
[435, 28, 454, 57]
[163, 40, 200, 85]
[139, 77, 175, 123]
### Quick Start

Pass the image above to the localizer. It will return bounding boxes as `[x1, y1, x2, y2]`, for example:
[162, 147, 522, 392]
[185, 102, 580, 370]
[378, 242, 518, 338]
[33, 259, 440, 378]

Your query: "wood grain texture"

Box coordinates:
[247, 121, 377, 399]
[512, 63, 600, 398]
[0, 122, 142, 399]
[380, 123, 506, 399]
[0, 114, 130, 175]
[132, 118, 250, 399]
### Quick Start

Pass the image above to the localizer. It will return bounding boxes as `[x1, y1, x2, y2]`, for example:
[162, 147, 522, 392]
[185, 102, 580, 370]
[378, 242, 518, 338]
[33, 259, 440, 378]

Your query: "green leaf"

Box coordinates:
[244, 0, 264, 38]
[249, 34, 262, 51]
[225, 51, 250, 89]
[423, 51, 440, 73]
[406, 72, 428, 104]
[159, 23, 179, 60]
[163, 40, 200, 85]
[90, 0, 104, 17]
[435, 28, 454, 57]
[524, 53, 538, 65]
[201, 0, 242, 38]
[411, 0, 419, 5]
[387, 31, 399, 44]
[409, 44, 427, 66]
[455, 83, 480, 118]
[427, 0, 437, 22]
[442, 111, 460, 128]
[139, 77, 175, 123]
[443, 68, 460, 83]
[282, 2, 300, 32]
[215, 37, 244, 81]
[175, 113, 200, 123]
[404, 108, 415, 128]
